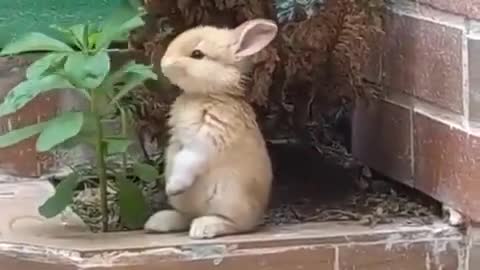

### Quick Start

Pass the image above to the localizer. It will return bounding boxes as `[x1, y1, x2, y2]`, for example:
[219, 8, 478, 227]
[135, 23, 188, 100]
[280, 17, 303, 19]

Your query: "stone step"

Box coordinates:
[0, 181, 469, 270]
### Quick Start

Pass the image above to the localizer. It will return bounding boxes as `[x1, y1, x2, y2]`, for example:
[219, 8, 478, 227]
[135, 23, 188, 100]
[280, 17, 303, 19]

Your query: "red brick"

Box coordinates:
[339, 241, 459, 270]
[468, 37, 480, 123]
[0, 56, 58, 177]
[382, 10, 464, 114]
[0, 246, 335, 270]
[0, 51, 146, 177]
[111, 246, 335, 270]
[352, 98, 413, 185]
[0, 254, 76, 270]
[414, 112, 480, 220]
[417, 0, 480, 20]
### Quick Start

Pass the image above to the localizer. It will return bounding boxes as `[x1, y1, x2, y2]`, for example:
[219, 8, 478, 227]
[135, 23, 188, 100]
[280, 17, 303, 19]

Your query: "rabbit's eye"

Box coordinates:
[190, 49, 205, 59]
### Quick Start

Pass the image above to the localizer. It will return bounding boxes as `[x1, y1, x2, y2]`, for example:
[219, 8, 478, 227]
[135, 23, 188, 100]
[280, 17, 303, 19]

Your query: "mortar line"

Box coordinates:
[463, 19, 471, 131]
[334, 246, 339, 270]
[387, 0, 465, 28]
[409, 104, 415, 185]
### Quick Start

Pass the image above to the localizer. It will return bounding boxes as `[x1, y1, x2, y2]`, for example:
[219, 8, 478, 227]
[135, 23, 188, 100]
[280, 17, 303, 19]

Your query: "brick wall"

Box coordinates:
[0, 51, 147, 179]
[353, 0, 480, 221]
[0, 56, 58, 178]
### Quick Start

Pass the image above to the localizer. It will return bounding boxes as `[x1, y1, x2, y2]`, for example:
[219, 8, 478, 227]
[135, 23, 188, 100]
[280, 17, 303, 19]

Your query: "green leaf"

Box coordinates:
[38, 173, 79, 218]
[117, 176, 149, 229]
[132, 162, 160, 181]
[26, 53, 67, 79]
[50, 23, 88, 49]
[95, 0, 145, 50]
[72, 112, 106, 146]
[65, 113, 126, 149]
[0, 32, 74, 56]
[68, 24, 88, 50]
[0, 74, 74, 118]
[82, 24, 91, 50]
[36, 112, 84, 152]
[125, 62, 157, 78]
[69, 113, 119, 148]
[105, 138, 132, 154]
[93, 89, 115, 117]
[108, 62, 157, 105]
[110, 76, 149, 105]
[88, 32, 101, 50]
[50, 24, 75, 43]
[110, 61, 157, 83]
[0, 121, 47, 148]
[117, 16, 144, 39]
[64, 51, 110, 89]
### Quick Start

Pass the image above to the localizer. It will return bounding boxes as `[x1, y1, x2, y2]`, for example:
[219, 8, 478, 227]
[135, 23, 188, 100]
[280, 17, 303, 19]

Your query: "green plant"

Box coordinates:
[0, 0, 161, 232]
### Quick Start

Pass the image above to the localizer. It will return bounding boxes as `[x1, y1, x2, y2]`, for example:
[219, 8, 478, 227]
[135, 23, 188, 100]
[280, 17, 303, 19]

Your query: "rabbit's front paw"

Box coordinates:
[166, 173, 195, 196]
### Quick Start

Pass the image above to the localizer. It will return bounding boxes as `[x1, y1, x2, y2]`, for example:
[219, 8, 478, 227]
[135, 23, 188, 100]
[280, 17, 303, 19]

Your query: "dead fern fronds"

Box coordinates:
[129, 0, 385, 150]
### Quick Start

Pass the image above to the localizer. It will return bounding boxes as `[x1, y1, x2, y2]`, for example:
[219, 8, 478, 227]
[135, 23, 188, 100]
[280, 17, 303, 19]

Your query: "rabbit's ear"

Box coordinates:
[232, 19, 278, 60]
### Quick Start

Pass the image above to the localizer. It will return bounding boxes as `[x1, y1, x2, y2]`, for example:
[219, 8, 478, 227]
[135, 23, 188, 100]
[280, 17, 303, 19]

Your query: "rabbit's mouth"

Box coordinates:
[161, 68, 188, 87]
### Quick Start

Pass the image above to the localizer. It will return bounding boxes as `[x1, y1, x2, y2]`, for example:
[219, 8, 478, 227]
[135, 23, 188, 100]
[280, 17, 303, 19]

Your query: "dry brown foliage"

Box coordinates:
[129, 0, 384, 152]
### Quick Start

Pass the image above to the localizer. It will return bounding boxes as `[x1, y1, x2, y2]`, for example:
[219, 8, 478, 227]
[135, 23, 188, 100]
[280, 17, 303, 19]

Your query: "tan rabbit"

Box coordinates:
[144, 19, 278, 239]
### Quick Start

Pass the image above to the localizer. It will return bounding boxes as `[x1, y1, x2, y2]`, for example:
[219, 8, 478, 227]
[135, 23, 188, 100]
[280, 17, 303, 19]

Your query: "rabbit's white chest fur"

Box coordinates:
[168, 94, 258, 152]
[164, 94, 272, 215]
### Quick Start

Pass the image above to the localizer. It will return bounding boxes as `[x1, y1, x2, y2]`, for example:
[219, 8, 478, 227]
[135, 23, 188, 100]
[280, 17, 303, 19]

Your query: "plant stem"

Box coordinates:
[91, 90, 109, 232]
[120, 108, 128, 178]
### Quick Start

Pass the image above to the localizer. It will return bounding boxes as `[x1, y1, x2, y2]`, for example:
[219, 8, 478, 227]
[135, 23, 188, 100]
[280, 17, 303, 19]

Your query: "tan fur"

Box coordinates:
[144, 19, 277, 239]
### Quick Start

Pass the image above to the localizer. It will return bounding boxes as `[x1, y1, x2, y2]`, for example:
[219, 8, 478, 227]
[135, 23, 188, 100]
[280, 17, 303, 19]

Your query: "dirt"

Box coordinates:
[264, 143, 442, 227]
[53, 141, 442, 232]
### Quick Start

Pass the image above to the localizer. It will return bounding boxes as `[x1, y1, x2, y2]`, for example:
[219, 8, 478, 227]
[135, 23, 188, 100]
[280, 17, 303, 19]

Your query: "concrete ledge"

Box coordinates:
[0, 182, 467, 269]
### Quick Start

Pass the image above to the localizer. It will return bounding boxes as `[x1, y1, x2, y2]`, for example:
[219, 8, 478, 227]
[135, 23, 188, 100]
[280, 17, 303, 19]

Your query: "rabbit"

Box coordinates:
[144, 18, 278, 239]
